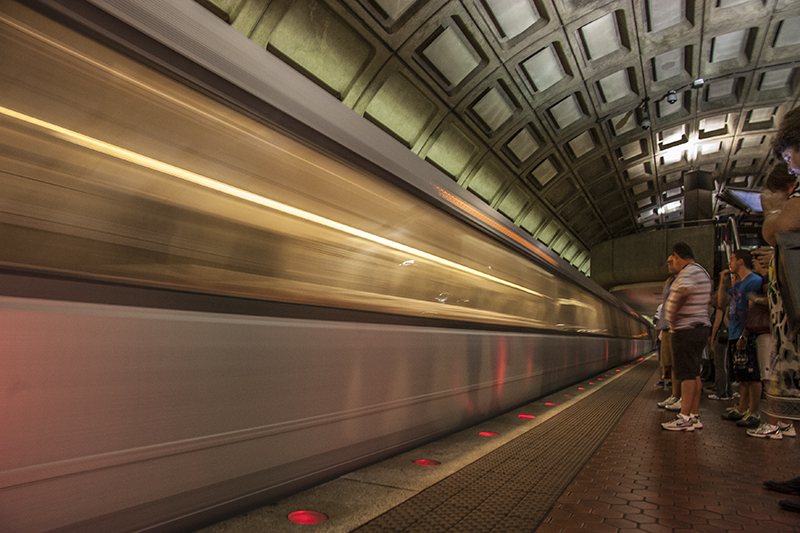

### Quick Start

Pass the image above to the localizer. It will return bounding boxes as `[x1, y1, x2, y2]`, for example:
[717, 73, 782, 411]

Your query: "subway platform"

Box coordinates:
[197, 356, 800, 532]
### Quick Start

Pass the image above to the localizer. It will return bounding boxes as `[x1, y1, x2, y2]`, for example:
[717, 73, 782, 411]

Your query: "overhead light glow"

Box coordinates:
[658, 200, 682, 214]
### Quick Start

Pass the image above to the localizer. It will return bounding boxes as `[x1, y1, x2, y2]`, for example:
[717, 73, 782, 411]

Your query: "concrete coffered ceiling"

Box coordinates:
[200, 0, 800, 276]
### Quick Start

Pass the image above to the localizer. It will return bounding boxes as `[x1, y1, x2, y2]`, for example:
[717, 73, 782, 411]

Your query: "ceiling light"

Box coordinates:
[658, 200, 682, 214]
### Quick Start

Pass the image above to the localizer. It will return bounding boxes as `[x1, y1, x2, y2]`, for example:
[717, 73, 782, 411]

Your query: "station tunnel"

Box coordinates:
[1, 1, 797, 532]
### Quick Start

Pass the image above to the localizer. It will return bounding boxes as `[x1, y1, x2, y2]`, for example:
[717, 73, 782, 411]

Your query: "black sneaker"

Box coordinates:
[779, 499, 800, 512]
[721, 409, 746, 421]
[765, 477, 800, 495]
[736, 413, 761, 428]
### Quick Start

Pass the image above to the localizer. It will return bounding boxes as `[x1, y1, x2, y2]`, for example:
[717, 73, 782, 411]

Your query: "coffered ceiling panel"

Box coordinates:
[205, 0, 800, 277]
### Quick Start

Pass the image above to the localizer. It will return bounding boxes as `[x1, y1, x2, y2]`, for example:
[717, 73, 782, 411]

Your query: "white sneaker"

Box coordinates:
[708, 394, 732, 400]
[662, 414, 694, 431]
[779, 422, 797, 437]
[747, 423, 782, 439]
[691, 415, 703, 429]
[665, 399, 682, 412]
[658, 396, 678, 408]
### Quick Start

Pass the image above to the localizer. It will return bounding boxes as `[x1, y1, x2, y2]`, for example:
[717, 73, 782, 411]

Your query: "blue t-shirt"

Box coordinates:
[727, 272, 763, 340]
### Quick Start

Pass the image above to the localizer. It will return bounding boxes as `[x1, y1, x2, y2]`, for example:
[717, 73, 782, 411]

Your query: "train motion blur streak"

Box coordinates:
[0, 3, 652, 532]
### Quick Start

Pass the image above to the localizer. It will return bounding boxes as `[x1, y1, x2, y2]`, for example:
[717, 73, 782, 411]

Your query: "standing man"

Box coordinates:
[662, 242, 713, 431]
[718, 250, 764, 426]
[656, 257, 680, 409]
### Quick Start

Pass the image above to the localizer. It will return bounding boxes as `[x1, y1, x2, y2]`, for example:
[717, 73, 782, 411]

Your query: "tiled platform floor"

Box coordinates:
[198, 357, 800, 532]
[537, 368, 800, 532]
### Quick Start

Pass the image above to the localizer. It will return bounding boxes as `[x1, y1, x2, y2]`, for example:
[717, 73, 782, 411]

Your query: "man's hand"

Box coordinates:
[736, 335, 747, 350]
[753, 248, 773, 271]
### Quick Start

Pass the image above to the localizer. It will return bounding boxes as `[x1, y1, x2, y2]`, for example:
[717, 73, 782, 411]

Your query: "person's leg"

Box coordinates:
[738, 384, 751, 413]
[680, 381, 695, 415]
[671, 373, 681, 399]
[750, 381, 763, 414]
[691, 376, 702, 414]
[677, 327, 707, 417]
[662, 332, 675, 393]
[712, 340, 731, 398]
[746, 335, 763, 416]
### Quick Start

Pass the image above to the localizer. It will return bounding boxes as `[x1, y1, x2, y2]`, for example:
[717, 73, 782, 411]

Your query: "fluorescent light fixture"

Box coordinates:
[658, 200, 682, 214]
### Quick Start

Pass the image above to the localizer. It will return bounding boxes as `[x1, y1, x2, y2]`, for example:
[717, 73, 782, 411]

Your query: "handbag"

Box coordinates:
[717, 325, 728, 344]
[745, 301, 770, 335]
[732, 348, 748, 370]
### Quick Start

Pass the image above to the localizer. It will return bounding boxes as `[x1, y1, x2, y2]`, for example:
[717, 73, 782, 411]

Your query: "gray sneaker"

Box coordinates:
[691, 415, 703, 429]
[665, 398, 682, 412]
[721, 409, 746, 421]
[747, 423, 782, 439]
[662, 415, 694, 431]
[779, 422, 797, 437]
[708, 394, 732, 400]
[658, 396, 679, 408]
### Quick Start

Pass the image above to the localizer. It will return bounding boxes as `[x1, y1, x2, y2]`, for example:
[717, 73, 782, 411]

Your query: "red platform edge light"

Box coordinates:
[616, 369, 621, 372]
[413, 459, 441, 466]
[287, 511, 328, 524]
[518, 414, 536, 419]
[545, 402, 558, 406]
[578, 387, 586, 390]
[564, 394, 571, 397]
[589, 382, 595, 384]
[479, 431, 499, 436]
[598, 378, 604, 381]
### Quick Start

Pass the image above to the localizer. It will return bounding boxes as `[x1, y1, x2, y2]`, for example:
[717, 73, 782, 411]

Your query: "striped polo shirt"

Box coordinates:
[666, 262, 712, 331]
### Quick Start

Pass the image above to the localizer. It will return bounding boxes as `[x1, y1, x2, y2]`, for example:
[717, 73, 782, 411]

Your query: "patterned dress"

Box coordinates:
[764, 180, 800, 420]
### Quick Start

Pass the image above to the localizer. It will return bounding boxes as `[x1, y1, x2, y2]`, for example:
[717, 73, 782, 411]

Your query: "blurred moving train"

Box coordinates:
[0, 2, 653, 531]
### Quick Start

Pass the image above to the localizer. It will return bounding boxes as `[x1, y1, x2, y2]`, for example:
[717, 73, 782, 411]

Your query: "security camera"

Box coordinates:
[642, 117, 651, 130]
[667, 90, 677, 104]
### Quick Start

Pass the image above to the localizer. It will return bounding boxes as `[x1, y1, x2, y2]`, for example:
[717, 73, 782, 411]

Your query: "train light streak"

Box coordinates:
[434, 186, 558, 267]
[0, 105, 551, 301]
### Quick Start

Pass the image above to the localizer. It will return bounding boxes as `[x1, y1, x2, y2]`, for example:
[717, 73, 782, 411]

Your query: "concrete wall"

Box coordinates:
[591, 226, 715, 289]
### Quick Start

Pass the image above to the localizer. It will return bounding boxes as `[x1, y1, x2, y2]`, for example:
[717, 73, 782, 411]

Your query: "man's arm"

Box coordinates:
[717, 270, 731, 309]
[762, 196, 800, 246]
[666, 285, 690, 329]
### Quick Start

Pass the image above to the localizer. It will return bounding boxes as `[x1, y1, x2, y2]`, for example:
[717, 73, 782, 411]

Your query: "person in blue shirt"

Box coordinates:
[717, 249, 764, 426]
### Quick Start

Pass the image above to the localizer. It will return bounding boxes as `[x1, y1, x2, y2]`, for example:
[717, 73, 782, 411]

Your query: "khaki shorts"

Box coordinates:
[660, 330, 673, 367]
